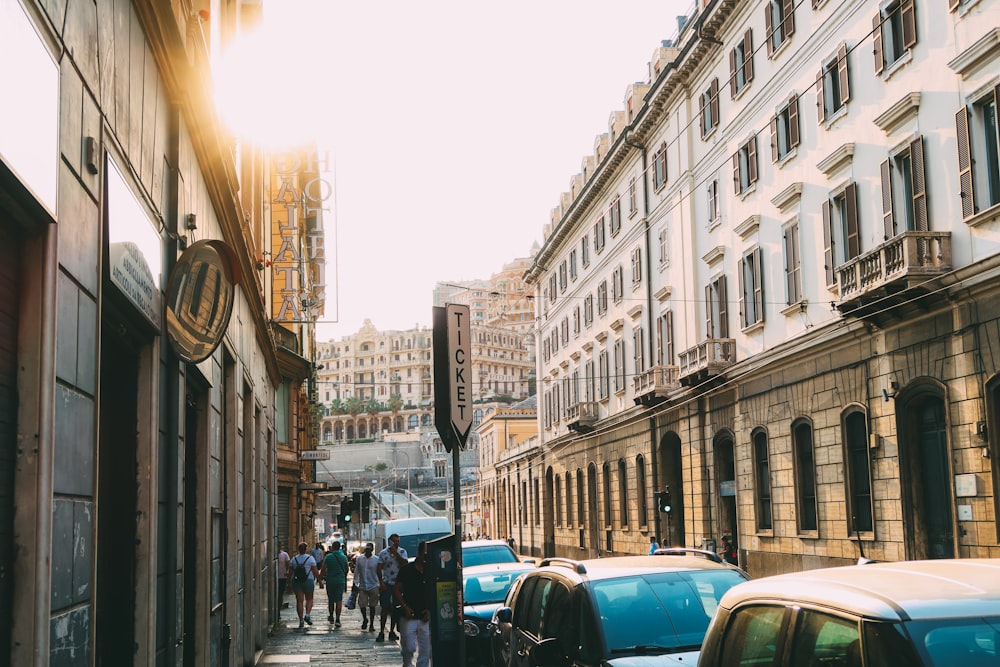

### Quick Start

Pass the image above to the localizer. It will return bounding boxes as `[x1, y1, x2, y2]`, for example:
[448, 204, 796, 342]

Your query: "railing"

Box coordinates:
[565, 401, 599, 424]
[837, 231, 951, 301]
[678, 339, 735, 380]
[633, 365, 681, 396]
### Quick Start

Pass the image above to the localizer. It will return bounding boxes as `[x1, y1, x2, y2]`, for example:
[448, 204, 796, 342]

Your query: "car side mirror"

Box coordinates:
[494, 607, 512, 624]
[533, 637, 563, 666]
[522, 558, 537, 564]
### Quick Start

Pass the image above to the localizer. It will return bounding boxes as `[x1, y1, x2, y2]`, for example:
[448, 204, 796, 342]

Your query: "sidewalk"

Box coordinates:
[257, 583, 403, 667]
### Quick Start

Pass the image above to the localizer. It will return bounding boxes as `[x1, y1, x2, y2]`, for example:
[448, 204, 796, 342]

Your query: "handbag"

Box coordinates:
[345, 585, 358, 610]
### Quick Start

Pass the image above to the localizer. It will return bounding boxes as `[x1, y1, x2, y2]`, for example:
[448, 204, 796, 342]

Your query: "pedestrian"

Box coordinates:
[277, 543, 291, 613]
[312, 542, 326, 583]
[661, 535, 670, 549]
[648, 536, 659, 555]
[393, 540, 431, 667]
[506, 536, 515, 551]
[289, 541, 321, 628]
[376, 533, 408, 642]
[323, 540, 349, 627]
[353, 542, 380, 631]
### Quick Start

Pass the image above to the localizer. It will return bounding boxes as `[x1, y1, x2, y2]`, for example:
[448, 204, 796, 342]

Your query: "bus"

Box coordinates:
[373, 516, 452, 556]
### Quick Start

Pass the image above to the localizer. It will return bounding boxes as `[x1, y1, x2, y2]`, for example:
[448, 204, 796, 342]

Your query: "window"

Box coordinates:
[555, 475, 563, 526]
[955, 85, 1000, 219]
[597, 280, 608, 315]
[739, 247, 764, 328]
[771, 94, 800, 162]
[602, 463, 612, 527]
[783, 221, 803, 305]
[569, 249, 578, 280]
[576, 470, 585, 527]
[613, 338, 625, 392]
[632, 327, 644, 375]
[609, 196, 622, 235]
[700, 78, 720, 138]
[548, 274, 558, 305]
[612, 265, 624, 303]
[628, 176, 638, 215]
[822, 182, 860, 286]
[880, 136, 927, 239]
[656, 310, 675, 365]
[718, 606, 788, 666]
[730, 29, 754, 96]
[653, 142, 668, 190]
[707, 178, 720, 225]
[560, 317, 569, 345]
[594, 217, 606, 253]
[584, 359, 595, 402]
[706, 275, 729, 338]
[581, 235, 591, 267]
[636, 455, 648, 526]
[558, 260, 567, 292]
[631, 247, 642, 285]
[817, 45, 851, 123]
[658, 228, 668, 266]
[618, 459, 629, 527]
[873, 0, 916, 74]
[790, 610, 861, 664]
[732, 136, 758, 195]
[598, 349, 610, 399]
[565, 472, 573, 526]
[753, 429, 773, 531]
[542, 339, 550, 362]
[573, 306, 580, 335]
[843, 409, 873, 533]
[584, 294, 594, 325]
[793, 419, 818, 533]
[765, 0, 795, 56]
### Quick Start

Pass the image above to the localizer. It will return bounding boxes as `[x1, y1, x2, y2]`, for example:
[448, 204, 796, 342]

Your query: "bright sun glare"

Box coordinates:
[213, 1, 334, 149]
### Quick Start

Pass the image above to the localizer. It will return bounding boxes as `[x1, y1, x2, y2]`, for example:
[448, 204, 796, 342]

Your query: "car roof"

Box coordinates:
[462, 539, 514, 549]
[719, 559, 1000, 621]
[533, 554, 745, 584]
[463, 562, 536, 577]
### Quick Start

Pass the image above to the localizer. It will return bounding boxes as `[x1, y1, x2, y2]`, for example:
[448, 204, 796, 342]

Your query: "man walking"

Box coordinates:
[323, 540, 349, 627]
[393, 541, 431, 667]
[648, 536, 659, 554]
[353, 543, 380, 631]
[277, 543, 290, 613]
[376, 533, 408, 642]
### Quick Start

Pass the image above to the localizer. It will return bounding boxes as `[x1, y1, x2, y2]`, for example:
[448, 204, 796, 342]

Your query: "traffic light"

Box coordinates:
[341, 497, 354, 524]
[656, 487, 672, 513]
[360, 490, 371, 523]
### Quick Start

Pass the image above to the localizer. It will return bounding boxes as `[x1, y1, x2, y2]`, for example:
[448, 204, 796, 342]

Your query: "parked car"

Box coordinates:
[698, 558, 1000, 667]
[462, 539, 535, 566]
[489, 550, 749, 666]
[462, 562, 536, 667]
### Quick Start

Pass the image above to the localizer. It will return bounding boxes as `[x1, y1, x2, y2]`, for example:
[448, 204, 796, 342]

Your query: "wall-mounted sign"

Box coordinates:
[109, 241, 161, 327]
[300, 450, 331, 461]
[165, 240, 240, 363]
[720, 480, 736, 497]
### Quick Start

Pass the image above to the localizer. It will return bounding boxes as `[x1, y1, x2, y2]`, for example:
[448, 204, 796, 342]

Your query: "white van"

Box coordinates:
[374, 516, 452, 556]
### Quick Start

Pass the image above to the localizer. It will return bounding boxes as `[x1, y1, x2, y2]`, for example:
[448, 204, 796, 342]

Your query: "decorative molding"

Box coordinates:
[582, 341, 594, 353]
[702, 246, 725, 266]
[873, 92, 920, 134]
[734, 214, 760, 240]
[627, 305, 643, 320]
[771, 182, 803, 213]
[595, 331, 608, 343]
[781, 299, 809, 317]
[817, 143, 855, 177]
[653, 286, 673, 302]
[948, 28, 1000, 79]
[559, 360, 569, 370]
[570, 351, 581, 362]
[610, 318, 625, 332]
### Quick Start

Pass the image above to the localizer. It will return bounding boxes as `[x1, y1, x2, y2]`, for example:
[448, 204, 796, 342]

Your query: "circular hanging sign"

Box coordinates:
[165, 240, 241, 363]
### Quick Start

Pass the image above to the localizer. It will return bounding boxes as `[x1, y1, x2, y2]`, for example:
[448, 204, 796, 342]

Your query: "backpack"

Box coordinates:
[292, 556, 308, 583]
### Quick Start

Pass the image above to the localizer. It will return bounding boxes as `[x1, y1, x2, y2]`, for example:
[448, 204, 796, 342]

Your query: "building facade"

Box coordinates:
[0, 1, 323, 665]
[520, 0, 1000, 574]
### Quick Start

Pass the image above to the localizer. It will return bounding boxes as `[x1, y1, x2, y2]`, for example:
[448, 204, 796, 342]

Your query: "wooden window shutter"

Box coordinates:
[816, 69, 826, 123]
[730, 48, 738, 97]
[789, 95, 800, 147]
[744, 30, 754, 82]
[748, 137, 758, 184]
[666, 310, 674, 364]
[822, 199, 834, 286]
[733, 152, 742, 194]
[837, 44, 851, 104]
[655, 314, 664, 365]
[880, 159, 895, 239]
[955, 105, 976, 219]
[770, 115, 780, 163]
[706, 284, 714, 338]
[711, 78, 720, 127]
[753, 247, 764, 323]
[901, 0, 916, 49]
[783, 0, 795, 36]
[846, 182, 860, 259]
[699, 92, 707, 138]
[948, 0, 961, 11]
[873, 13, 884, 75]
[910, 136, 928, 231]
[738, 256, 747, 328]
[718, 275, 729, 338]
[765, 2, 775, 56]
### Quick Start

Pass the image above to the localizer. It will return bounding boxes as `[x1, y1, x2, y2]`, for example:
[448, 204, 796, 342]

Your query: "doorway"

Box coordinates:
[587, 463, 599, 558]
[658, 432, 686, 547]
[714, 432, 739, 557]
[543, 468, 555, 558]
[901, 391, 954, 559]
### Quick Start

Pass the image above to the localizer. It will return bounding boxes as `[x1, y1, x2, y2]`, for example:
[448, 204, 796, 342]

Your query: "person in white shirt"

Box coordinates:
[353, 543, 381, 631]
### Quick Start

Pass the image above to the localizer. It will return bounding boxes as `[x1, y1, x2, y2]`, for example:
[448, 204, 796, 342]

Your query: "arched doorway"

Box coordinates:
[714, 431, 739, 557]
[587, 463, 600, 558]
[658, 432, 685, 547]
[543, 467, 555, 557]
[898, 387, 954, 559]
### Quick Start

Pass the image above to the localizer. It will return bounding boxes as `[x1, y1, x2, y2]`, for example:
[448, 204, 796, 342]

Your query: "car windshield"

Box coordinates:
[592, 569, 748, 654]
[866, 616, 1000, 667]
[463, 545, 519, 567]
[463, 569, 531, 606]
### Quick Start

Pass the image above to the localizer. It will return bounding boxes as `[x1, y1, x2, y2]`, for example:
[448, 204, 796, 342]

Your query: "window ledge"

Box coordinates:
[733, 80, 752, 102]
[755, 529, 774, 538]
[965, 201, 1000, 228]
[847, 532, 875, 542]
[879, 49, 913, 82]
[742, 320, 765, 335]
[769, 36, 792, 60]
[707, 216, 722, 232]
[776, 146, 798, 169]
[796, 531, 820, 540]
[822, 105, 849, 132]
[781, 299, 808, 317]
[738, 182, 758, 200]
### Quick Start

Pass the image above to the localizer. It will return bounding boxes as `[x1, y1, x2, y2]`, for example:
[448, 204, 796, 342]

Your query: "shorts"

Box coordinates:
[278, 578, 288, 597]
[326, 581, 346, 601]
[292, 579, 315, 594]
[379, 586, 396, 610]
[358, 586, 379, 608]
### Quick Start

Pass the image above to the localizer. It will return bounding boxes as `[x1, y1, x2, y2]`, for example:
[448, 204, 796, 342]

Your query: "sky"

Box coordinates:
[215, 0, 692, 341]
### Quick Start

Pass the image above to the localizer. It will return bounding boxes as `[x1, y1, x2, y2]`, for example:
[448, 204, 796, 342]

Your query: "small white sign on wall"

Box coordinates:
[957, 505, 974, 521]
[955, 473, 978, 497]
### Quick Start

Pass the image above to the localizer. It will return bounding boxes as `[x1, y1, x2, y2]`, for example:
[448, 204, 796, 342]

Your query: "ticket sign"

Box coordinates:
[433, 305, 471, 452]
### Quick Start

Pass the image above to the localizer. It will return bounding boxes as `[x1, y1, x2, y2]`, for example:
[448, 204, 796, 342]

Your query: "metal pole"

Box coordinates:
[452, 443, 464, 666]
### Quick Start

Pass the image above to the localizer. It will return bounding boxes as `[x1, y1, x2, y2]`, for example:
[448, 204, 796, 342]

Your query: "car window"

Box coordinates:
[789, 609, 860, 667]
[512, 576, 538, 628]
[541, 580, 573, 657]
[464, 545, 518, 566]
[524, 577, 552, 636]
[862, 621, 924, 667]
[578, 590, 603, 662]
[719, 605, 788, 666]
[464, 570, 527, 605]
[904, 616, 1000, 667]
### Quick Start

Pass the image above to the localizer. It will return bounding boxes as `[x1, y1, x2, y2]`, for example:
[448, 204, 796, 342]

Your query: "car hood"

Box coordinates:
[464, 603, 503, 621]
[606, 649, 700, 666]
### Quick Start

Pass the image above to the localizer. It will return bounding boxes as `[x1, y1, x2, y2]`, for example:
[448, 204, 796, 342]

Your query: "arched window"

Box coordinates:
[843, 408, 873, 534]
[636, 455, 648, 527]
[554, 474, 563, 526]
[565, 471, 574, 526]
[793, 418, 818, 533]
[602, 462, 612, 527]
[618, 459, 629, 528]
[408, 415, 418, 429]
[753, 428, 773, 530]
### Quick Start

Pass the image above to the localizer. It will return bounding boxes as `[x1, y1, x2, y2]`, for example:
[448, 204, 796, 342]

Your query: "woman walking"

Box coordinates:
[289, 541, 321, 628]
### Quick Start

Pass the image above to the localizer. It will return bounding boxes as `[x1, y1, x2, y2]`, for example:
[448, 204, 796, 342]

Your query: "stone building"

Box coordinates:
[520, 0, 1000, 574]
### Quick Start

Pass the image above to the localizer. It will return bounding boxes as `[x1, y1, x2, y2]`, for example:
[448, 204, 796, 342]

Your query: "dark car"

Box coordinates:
[462, 562, 536, 667]
[462, 539, 535, 567]
[490, 550, 749, 666]
[698, 558, 1000, 667]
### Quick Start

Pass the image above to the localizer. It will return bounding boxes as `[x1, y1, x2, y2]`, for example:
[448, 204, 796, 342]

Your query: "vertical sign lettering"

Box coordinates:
[447, 304, 472, 448]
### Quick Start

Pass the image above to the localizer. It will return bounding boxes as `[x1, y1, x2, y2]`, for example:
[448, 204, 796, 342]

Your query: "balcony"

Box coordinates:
[565, 401, 599, 434]
[678, 339, 735, 386]
[836, 231, 951, 323]
[633, 365, 681, 407]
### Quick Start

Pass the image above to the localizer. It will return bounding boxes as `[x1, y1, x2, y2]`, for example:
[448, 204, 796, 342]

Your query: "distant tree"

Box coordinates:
[365, 397, 381, 416]
[329, 398, 345, 415]
[346, 396, 363, 418]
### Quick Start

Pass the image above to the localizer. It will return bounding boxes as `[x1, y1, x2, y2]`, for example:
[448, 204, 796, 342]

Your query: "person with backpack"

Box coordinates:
[289, 541, 321, 628]
[322, 540, 349, 627]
